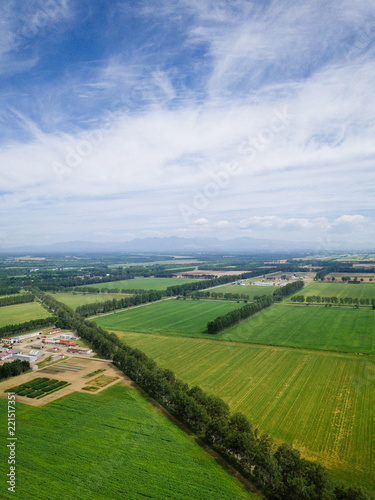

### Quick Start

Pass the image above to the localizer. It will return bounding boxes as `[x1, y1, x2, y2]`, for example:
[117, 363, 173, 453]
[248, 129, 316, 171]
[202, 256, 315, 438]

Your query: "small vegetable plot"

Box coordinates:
[82, 374, 119, 392]
[6, 377, 70, 399]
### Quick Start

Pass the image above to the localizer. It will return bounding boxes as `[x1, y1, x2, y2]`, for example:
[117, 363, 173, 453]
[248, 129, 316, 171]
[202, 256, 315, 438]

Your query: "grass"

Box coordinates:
[0, 384, 257, 500]
[78, 276, 203, 291]
[119, 333, 375, 492]
[94, 298, 244, 336]
[212, 283, 276, 299]
[0, 301, 50, 327]
[47, 292, 132, 309]
[219, 304, 375, 353]
[289, 281, 375, 301]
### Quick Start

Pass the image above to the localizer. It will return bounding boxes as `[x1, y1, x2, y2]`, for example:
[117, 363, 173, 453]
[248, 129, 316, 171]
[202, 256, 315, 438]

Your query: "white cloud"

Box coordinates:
[1, 1, 375, 247]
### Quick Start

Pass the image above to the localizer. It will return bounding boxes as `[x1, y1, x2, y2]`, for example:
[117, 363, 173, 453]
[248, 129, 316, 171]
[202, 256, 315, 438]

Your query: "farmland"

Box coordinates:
[95, 299, 243, 336]
[6, 377, 70, 399]
[212, 283, 276, 299]
[0, 301, 50, 327]
[289, 281, 375, 301]
[219, 304, 375, 353]
[119, 333, 375, 492]
[0, 384, 257, 500]
[79, 276, 202, 291]
[48, 292, 132, 309]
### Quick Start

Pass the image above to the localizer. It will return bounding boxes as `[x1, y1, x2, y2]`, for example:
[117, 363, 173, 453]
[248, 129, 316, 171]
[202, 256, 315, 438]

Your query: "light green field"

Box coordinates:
[219, 304, 375, 353]
[290, 281, 375, 301]
[95, 299, 243, 336]
[213, 283, 275, 299]
[80, 276, 202, 291]
[0, 294, 23, 300]
[0, 301, 50, 327]
[48, 292, 132, 309]
[119, 333, 375, 492]
[0, 384, 257, 500]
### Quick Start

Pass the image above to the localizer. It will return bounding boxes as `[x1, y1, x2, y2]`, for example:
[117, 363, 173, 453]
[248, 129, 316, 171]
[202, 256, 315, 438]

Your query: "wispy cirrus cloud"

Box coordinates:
[0, 0, 375, 248]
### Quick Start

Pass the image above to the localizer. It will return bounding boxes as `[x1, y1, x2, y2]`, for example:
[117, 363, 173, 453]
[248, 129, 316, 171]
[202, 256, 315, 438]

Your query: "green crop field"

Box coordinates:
[119, 333, 375, 492]
[219, 304, 375, 353]
[79, 276, 202, 291]
[48, 292, 132, 309]
[289, 281, 375, 301]
[0, 301, 50, 327]
[94, 298, 243, 336]
[0, 384, 257, 500]
[212, 283, 276, 299]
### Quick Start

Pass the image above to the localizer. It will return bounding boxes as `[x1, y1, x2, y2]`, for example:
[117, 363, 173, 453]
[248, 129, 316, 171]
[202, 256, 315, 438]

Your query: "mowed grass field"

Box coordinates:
[0, 301, 50, 327]
[220, 304, 375, 353]
[48, 292, 132, 309]
[0, 384, 257, 500]
[119, 333, 375, 492]
[212, 283, 275, 299]
[79, 277, 202, 291]
[95, 299, 243, 336]
[288, 281, 375, 301]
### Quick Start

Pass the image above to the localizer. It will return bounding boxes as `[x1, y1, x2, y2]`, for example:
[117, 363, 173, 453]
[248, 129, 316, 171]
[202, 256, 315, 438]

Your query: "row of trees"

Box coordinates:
[165, 270, 275, 297]
[0, 317, 55, 337]
[0, 286, 21, 296]
[291, 295, 375, 306]
[189, 291, 249, 301]
[316, 265, 375, 281]
[207, 296, 274, 334]
[272, 280, 304, 301]
[75, 291, 164, 317]
[30, 288, 371, 500]
[0, 359, 30, 381]
[0, 293, 34, 308]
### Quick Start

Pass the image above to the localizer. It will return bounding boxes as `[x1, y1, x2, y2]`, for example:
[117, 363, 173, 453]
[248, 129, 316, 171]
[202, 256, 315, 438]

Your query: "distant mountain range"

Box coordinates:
[0, 236, 319, 254]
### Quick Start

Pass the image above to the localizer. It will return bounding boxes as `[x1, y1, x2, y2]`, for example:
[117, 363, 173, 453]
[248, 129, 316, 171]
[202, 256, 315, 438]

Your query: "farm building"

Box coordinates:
[29, 349, 43, 358]
[67, 347, 92, 354]
[52, 354, 65, 361]
[12, 353, 37, 363]
[1, 338, 17, 344]
[59, 333, 78, 340]
[42, 339, 60, 344]
[59, 340, 78, 346]
[47, 328, 61, 335]
[0, 351, 12, 361]
[9, 331, 43, 343]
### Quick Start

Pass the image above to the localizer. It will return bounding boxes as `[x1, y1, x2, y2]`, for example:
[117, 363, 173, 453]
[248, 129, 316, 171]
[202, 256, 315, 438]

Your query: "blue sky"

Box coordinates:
[1, 0, 375, 250]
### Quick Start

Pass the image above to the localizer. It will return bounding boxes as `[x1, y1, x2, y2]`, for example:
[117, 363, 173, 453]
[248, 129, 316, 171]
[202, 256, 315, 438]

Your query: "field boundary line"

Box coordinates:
[116, 330, 375, 359]
[89, 296, 174, 319]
